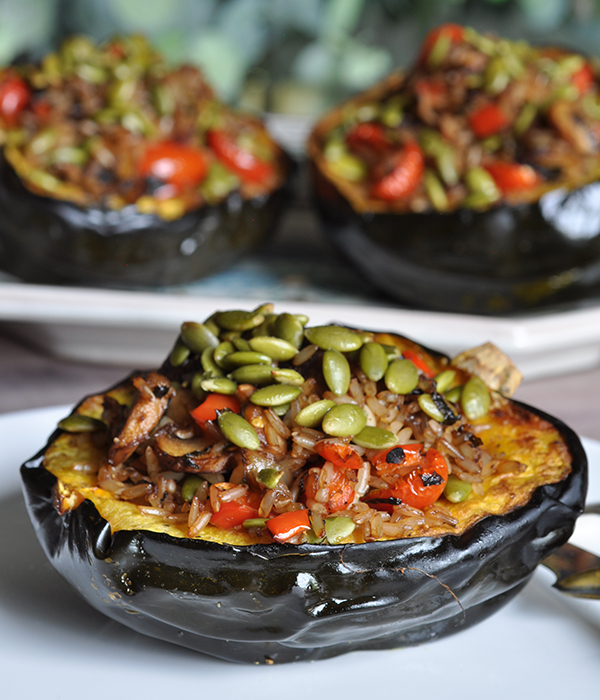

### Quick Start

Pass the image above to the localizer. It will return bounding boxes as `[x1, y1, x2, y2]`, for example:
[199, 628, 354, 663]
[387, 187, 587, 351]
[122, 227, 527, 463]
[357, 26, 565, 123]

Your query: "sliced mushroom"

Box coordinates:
[108, 372, 174, 466]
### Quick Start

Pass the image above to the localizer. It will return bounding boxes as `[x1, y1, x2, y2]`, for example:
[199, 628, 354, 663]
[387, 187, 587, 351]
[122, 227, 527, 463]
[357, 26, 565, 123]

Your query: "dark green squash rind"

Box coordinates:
[20, 400, 587, 664]
[0, 152, 295, 288]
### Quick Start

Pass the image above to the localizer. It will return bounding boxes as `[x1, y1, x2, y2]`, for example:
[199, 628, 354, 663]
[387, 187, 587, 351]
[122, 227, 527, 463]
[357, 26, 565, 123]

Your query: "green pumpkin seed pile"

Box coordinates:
[167, 303, 491, 452]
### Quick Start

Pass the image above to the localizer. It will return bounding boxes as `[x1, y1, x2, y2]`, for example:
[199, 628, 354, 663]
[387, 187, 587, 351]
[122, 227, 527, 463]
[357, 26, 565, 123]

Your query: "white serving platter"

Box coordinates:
[1, 278, 600, 379]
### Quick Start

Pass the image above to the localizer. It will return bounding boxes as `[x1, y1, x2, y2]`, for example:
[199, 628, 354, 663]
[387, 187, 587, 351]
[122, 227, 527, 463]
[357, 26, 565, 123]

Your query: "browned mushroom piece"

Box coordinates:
[108, 372, 174, 466]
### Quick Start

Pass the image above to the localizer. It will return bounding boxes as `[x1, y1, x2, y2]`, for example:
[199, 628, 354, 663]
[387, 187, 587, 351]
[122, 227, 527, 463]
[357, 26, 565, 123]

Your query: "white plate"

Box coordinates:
[1, 280, 600, 379]
[1, 406, 599, 699]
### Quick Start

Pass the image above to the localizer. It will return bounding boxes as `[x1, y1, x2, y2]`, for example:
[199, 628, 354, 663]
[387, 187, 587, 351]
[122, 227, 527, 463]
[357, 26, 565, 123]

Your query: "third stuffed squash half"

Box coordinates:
[21, 303, 587, 663]
[308, 24, 600, 313]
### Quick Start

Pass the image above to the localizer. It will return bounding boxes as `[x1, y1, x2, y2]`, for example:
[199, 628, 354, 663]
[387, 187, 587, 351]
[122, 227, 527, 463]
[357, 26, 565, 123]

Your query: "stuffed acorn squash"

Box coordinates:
[0, 36, 292, 287]
[20, 303, 587, 663]
[308, 24, 600, 314]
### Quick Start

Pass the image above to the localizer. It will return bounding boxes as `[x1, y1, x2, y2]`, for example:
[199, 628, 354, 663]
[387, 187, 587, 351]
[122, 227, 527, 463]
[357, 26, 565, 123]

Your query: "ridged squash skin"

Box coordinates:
[19, 329, 587, 664]
[0, 152, 294, 288]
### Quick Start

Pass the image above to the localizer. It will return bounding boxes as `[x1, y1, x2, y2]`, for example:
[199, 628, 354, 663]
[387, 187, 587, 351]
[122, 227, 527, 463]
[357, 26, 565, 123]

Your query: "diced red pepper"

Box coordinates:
[571, 62, 595, 95]
[468, 103, 510, 139]
[207, 128, 274, 183]
[210, 494, 260, 529]
[484, 161, 542, 193]
[366, 448, 448, 511]
[418, 23, 465, 66]
[371, 141, 425, 201]
[191, 394, 241, 424]
[0, 75, 31, 126]
[266, 509, 311, 543]
[402, 349, 436, 378]
[314, 441, 363, 470]
[139, 141, 208, 188]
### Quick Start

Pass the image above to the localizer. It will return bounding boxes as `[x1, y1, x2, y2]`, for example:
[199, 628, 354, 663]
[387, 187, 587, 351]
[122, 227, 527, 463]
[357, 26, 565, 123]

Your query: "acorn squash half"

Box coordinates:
[307, 25, 600, 314]
[20, 307, 587, 664]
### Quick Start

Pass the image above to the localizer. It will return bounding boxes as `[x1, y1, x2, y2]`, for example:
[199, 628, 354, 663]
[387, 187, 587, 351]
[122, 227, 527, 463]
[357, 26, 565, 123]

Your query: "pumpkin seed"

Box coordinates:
[216, 309, 265, 332]
[214, 340, 235, 368]
[385, 358, 419, 394]
[272, 402, 292, 416]
[217, 411, 260, 450]
[434, 369, 456, 394]
[304, 325, 363, 352]
[58, 414, 106, 433]
[200, 376, 237, 395]
[169, 339, 190, 367]
[381, 343, 401, 361]
[444, 474, 472, 503]
[231, 336, 251, 351]
[352, 426, 398, 450]
[251, 314, 277, 338]
[229, 364, 274, 386]
[427, 32, 452, 68]
[248, 335, 298, 361]
[253, 303, 275, 316]
[201, 347, 224, 377]
[181, 475, 206, 503]
[418, 393, 446, 422]
[514, 103, 537, 136]
[294, 399, 337, 428]
[180, 321, 219, 354]
[323, 349, 351, 396]
[360, 342, 388, 381]
[324, 516, 356, 544]
[294, 314, 309, 326]
[461, 376, 491, 420]
[250, 384, 302, 407]
[274, 313, 304, 348]
[444, 386, 463, 404]
[465, 167, 501, 202]
[424, 169, 449, 211]
[322, 404, 367, 437]
[191, 371, 208, 400]
[222, 350, 273, 370]
[271, 368, 305, 386]
[417, 392, 458, 424]
[202, 315, 221, 337]
[257, 468, 284, 489]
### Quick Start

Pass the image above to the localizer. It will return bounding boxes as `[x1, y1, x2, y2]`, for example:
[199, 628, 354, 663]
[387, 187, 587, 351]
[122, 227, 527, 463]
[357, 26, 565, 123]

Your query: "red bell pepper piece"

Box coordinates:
[371, 141, 425, 201]
[484, 161, 542, 193]
[210, 493, 260, 529]
[139, 141, 208, 188]
[191, 394, 241, 424]
[402, 349, 436, 378]
[468, 103, 510, 139]
[0, 75, 31, 126]
[266, 509, 311, 543]
[207, 128, 274, 184]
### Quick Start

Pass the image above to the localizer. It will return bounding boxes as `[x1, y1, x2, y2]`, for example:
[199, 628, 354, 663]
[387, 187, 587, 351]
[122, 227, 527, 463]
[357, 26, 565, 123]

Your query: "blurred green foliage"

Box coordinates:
[4, 0, 600, 115]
